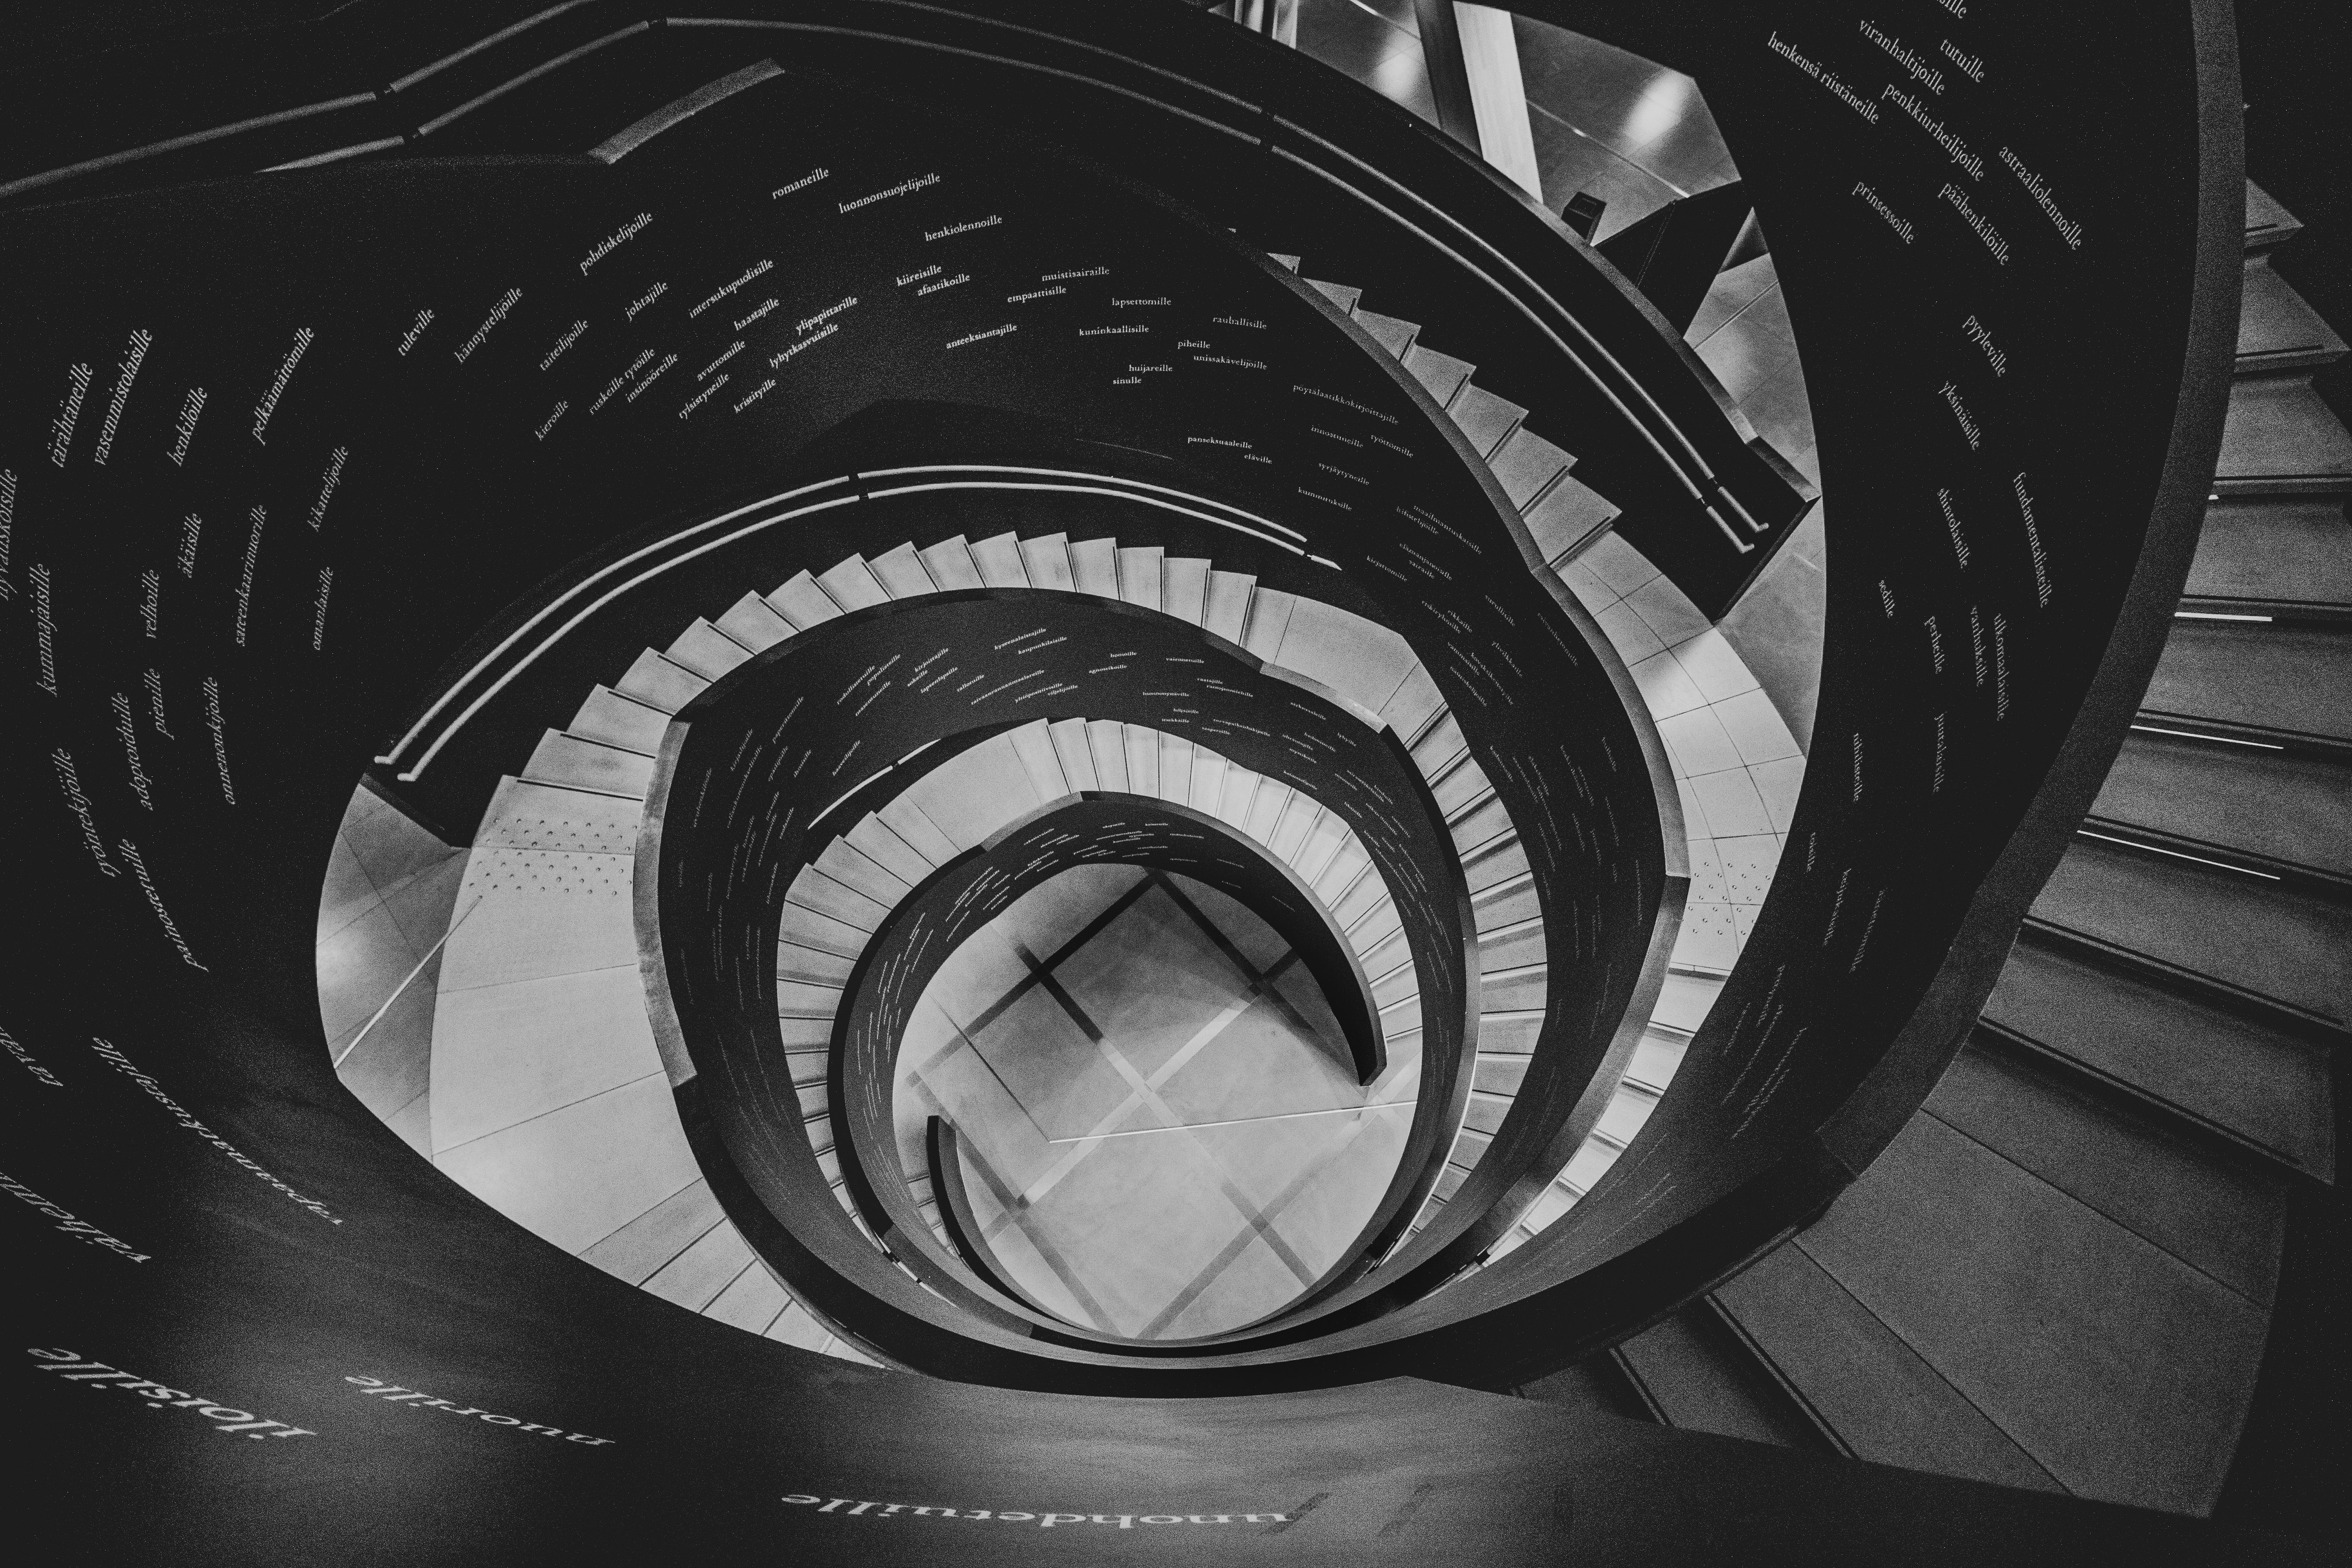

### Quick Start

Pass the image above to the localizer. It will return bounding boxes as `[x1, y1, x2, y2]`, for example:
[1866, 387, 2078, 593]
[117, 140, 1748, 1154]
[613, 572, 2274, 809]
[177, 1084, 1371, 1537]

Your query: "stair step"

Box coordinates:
[716, 592, 794, 653]
[521, 731, 655, 799]
[1117, 544, 1164, 609]
[1478, 920, 1546, 971]
[2144, 620, 2352, 749]
[867, 540, 936, 598]
[1480, 963, 1547, 1014]
[1062, 535, 1115, 598]
[2244, 179, 2302, 252]
[1304, 278, 1362, 313]
[1794, 1104, 2271, 1512]
[1430, 755, 1494, 818]
[844, 813, 941, 884]
[1448, 794, 1514, 854]
[1202, 568, 1255, 642]
[1523, 470, 1619, 564]
[1984, 939, 2333, 1180]
[814, 837, 914, 905]
[1239, 584, 1294, 659]
[2237, 256, 2347, 372]
[777, 980, 844, 1019]
[777, 897, 872, 960]
[1018, 532, 1076, 590]
[666, 618, 755, 680]
[1931, 1035, 2289, 1302]
[917, 535, 984, 591]
[970, 531, 1030, 588]
[777, 942, 855, 986]
[1473, 1054, 1531, 1097]
[1008, 719, 1070, 804]
[786, 866, 891, 933]
[1402, 343, 1475, 405]
[1711, 1243, 2063, 1489]
[2092, 730, 2352, 883]
[2028, 838, 2352, 1028]
[817, 554, 889, 610]
[1446, 382, 1528, 459]
[1489, 427, 1577, 509]
[765, 570, 845, 628]
[566, 686, 666, 755]
[1350, 308, 1420, 358]
[2183, 496, 2352, 612]
[1617, 1303, 1829, 1451]
[2212, 374, 2352, 494]
[875, 794, 960, 866]
[614, 649, 707, 713]
[1377, 663, 1446, 743]
[1164, 556, 1210, 624]
[1034, 717, 1087, 796]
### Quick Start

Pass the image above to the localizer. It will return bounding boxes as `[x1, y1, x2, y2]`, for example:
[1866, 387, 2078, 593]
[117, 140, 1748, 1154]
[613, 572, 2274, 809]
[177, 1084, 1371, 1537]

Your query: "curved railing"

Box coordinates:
[0, 0, 1813, 620]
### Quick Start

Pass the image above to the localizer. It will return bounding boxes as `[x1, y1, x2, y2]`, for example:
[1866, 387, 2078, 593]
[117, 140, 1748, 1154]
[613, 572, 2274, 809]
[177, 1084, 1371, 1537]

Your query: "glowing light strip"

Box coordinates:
[2076, 828, 2280, 881]
[333, 897, 484, 1067]
[389, 467, 1323, 780]
[395, 492, 863, 779]
[2128, 723, 2284, 751]
[859, 463, 1308, 540]
[813, 767, 895, 828]
[862, 480, 1308, 555]
[375, 475, 855, 766]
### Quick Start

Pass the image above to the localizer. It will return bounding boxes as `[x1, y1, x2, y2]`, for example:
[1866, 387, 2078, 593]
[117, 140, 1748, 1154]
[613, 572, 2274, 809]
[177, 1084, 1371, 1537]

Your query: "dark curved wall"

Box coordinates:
[0, 1, 2304, 1560]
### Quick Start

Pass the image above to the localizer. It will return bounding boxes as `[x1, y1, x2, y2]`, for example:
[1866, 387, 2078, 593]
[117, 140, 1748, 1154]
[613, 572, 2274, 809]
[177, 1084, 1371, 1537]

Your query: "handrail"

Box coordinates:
[0, 0, 1801, 607]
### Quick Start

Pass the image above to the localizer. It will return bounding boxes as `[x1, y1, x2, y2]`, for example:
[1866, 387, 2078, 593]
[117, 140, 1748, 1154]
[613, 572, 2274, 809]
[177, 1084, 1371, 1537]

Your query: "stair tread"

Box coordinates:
[1793, 1110, 2269, 1512]
[1929, 1037, 2288, 1302]
[2029, 838, 2352, 1025]
[1713, 1243, 2061, 1490]
[1447, 382, 1528, 459]
[2092, 730, 2352, 881]
[1350, 307, 1419, 358]
[2185, 496, 2352, 608]
[2145, 620, 2352, 746]
[1984, 939, 2333, 1178]
[2214, 375, 2352, 490]
[2244, 179, 2301, 251]
[1304, 277, 1362, 314]
[2238, 257, 2347, 369]
[1401, 343, 1475, 406]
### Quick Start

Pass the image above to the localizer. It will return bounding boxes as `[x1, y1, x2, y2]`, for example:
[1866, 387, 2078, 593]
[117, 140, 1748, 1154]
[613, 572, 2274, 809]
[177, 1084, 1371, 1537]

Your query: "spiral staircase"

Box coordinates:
[1, 1, 2339, 1561]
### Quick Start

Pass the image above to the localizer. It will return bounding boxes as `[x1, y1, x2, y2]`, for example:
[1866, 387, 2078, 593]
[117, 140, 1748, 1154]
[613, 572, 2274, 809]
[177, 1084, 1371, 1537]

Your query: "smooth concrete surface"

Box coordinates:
[897, 865, 1416, 1339]
[1793, 1112, 2271, 1513]
[1455, 4, 1543, 199]
[1554, 532, 1803, 966]
[318, 785, 466, 1155]
[323, 769, 874, 1365]
[1690, 255, 1826, 751]
[1511, 15, 1737, 240]
[1294, 0, 1440, 128]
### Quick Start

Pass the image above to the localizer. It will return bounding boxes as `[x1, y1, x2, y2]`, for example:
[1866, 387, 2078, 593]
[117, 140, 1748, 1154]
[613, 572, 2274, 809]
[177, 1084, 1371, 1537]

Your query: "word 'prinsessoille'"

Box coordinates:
[784, 1493, 1293, 1528]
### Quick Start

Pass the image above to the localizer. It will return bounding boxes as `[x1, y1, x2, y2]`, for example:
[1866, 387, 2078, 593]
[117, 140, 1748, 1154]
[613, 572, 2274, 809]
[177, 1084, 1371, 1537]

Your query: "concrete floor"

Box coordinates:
[892, 862, 1416, 1339]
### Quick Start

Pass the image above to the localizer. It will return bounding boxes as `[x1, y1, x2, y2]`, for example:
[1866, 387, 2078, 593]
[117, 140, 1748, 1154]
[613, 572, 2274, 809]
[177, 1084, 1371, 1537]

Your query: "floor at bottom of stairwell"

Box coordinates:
[892, 862, 1417, 1340]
